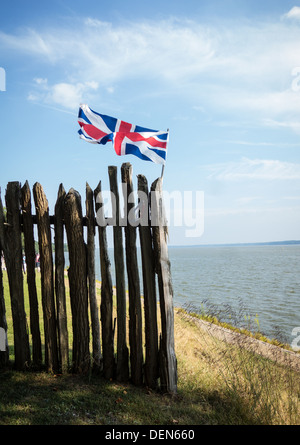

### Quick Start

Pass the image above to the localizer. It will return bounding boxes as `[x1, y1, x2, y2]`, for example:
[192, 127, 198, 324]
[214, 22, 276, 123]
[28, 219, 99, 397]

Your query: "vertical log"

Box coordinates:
[86, 182, 102, 371]
[54, 184, 69, 373]
[64, 188, 90, 374]
[21, 181, 43, 368]
[138, 175, 159, 389]
[108, 166, 129, 382]
[151, 178, 177, 395]
[94, 181, 114, 380]
[4, 182, 30, 370]
[33, 182, 59, 373]
[121, 163, 143, 386]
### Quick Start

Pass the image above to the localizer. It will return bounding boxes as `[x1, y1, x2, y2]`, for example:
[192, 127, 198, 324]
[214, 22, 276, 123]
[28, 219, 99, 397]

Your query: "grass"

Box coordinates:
[1, 270, 300, 425]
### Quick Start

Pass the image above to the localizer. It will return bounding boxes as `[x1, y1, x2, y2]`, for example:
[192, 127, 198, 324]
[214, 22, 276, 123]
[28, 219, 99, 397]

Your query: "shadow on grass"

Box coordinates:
[0, 367, 265, 425]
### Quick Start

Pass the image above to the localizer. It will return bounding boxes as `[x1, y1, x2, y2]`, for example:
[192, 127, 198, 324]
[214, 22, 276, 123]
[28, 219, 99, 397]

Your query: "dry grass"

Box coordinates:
[176, 308, 300, 425]
[1, 270, 300, 425]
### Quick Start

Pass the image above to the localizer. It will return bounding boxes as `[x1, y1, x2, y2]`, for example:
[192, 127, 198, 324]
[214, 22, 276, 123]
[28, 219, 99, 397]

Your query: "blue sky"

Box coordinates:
[1, 0, 300, 245]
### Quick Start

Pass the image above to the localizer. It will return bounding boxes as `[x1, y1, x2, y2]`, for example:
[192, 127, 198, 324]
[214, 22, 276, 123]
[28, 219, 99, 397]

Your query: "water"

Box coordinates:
[168, 244, 300, 344]
[65, 244, 300, 346]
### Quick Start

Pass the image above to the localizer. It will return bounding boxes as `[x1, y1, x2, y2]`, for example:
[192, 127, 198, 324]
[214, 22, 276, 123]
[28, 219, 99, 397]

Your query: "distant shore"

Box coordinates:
[169, 240, 300, 248]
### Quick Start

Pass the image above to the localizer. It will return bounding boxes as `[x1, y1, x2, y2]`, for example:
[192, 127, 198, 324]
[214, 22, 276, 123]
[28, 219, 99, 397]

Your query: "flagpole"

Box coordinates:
[161, 128, 169, 184]
[161, 164, 165, 181]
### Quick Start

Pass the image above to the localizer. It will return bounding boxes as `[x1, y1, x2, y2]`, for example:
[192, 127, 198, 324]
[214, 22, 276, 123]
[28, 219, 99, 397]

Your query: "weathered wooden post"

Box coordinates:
[138, 174, 159, 389]
[86, 182, 102, 372]
[64, 188, 90, 374]
[21, 181, 42, 368]
[121, 163, 143, 386]
[2, 182, 31, 370]
[108, 166, 129, 382]
[94, 181, 114, 380]
[151, 178, 177, 395]
[33, 182, 59, 373]
[54, 184, 69, 373]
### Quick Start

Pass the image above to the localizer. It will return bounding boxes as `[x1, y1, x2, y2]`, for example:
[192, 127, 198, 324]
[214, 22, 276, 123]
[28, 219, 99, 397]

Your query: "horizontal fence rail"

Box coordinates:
[0, 163, 177, 394]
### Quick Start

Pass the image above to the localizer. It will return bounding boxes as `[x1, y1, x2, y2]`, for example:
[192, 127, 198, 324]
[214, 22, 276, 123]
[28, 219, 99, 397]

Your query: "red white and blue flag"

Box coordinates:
[78, 104, 168, 165]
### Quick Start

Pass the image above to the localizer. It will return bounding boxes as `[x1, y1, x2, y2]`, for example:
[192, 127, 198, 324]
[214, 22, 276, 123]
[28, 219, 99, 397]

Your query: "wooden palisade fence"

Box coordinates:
[0, 163, 177, 395]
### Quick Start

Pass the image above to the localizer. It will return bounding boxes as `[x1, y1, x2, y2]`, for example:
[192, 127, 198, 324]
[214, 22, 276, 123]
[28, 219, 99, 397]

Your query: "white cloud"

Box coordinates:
[206, 158, 300, 181]
[282, 6, 300, 21]
[29, 19, 214, 82]
[28, 78, 99, 109]
[2, 15, 300, 123]
[0, 29, 57, 61]
[236, 197, 261, 205]
[34, 77, 48, 85]
[205, 205, 300, 217]
[263, 118, 300, 135]
[226, 140, 300, 148]
[0, 19, 247, 85]
[284, 196, 300, 201]
[49, 82, 95, 109]
[245, 90, 300, 116]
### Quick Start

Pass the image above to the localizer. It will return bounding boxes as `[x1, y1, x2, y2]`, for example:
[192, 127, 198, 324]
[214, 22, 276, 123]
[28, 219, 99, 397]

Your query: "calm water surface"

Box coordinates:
[168, 245, 300, 344]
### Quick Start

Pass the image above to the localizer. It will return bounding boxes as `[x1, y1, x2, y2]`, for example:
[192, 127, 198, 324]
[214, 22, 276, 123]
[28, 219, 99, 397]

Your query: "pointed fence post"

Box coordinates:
[151, 178, 177, 395]
[138, 174, 159, 390]
[86, 182, 102, 372]
[3, 182, 31, 370]
[21, 181, 42, 368]
[54, 184, 69, 373]
[33, 182, 59, 373]
[64, 188, 90, 374]
[108, 166, 129, 382]
[121, 163, 143, 386]
[94, 181, 115, 380]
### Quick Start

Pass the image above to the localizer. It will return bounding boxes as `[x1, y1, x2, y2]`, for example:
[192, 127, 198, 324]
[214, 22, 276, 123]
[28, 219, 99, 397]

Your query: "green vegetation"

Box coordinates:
[1, 270, 300, 425]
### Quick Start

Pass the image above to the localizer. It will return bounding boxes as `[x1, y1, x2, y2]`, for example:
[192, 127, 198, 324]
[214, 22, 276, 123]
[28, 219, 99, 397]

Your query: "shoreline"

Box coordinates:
[178, 309, 300, 373]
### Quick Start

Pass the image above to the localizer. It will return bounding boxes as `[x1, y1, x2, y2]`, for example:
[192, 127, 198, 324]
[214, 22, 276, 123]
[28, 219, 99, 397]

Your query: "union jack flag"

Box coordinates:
[78, 104, 168, 165]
